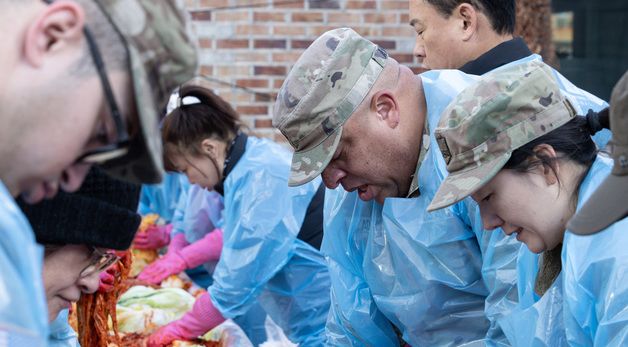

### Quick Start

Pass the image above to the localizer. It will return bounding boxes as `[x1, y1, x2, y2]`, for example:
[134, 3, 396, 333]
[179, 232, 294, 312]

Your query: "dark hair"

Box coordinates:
[161, 85, 241, 171]
[425, 0, 516, 35]
[504, 109, 610, 183]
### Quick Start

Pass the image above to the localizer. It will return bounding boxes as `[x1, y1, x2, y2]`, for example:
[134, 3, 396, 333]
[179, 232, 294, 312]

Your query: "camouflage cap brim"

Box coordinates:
[99, 46, 165, 184]
[96, 0, 198, 184]
[288, 126, 343, 187]
[427, 152, 512, 212]
[567, 173, 628, 235]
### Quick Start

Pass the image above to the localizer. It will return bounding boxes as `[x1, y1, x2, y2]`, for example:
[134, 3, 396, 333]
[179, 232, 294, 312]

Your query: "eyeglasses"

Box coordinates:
[74, 26, 130, 165]
[79, 247, 120, 279]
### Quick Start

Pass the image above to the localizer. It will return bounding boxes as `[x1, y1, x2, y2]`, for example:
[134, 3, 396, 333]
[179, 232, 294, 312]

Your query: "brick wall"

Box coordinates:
[183, 0, 422, 141]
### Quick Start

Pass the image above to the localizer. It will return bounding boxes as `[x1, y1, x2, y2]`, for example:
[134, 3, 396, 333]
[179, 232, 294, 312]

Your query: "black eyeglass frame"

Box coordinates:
[74, 26, 131, 165]
[79, 246, 120, 279]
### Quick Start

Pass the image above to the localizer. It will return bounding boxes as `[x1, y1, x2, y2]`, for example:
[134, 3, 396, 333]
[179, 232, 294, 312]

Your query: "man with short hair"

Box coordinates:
[407, 0, 610, 343]
[0, 0, 197, 344]
[409, 0, 522, 72]
[274, 27, 609, 346]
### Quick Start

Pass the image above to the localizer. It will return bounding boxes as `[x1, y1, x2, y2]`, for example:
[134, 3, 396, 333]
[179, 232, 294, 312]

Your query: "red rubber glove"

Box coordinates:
[133, 224, 173, 250]
[138, 229, 223, 284]
[147, 292, 225, 347]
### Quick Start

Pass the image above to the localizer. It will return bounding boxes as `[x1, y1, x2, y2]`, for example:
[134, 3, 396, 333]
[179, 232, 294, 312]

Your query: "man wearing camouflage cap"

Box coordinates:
[0, 1, 196, 344]
[274, 27, 490, 346]
[274, 27, 611, 346]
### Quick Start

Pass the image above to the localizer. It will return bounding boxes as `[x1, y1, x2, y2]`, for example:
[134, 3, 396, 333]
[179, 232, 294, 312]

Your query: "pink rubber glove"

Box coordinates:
[98, 264, 118, 293]
[147, 292, 225, 347]
[178, 228, 223, 268]
[138, 229, 222, 284]
[133, 224, 173, 250]
[167, 233, 189, 254]
[137, 251, 187, 284]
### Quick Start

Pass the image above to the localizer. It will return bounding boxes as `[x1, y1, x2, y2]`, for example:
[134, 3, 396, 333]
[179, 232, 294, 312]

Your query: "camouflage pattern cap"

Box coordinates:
[96, 0, 198, 184]
[427, 60, 577, 212]
[273, 27, 388, 186]
[568, 70, 628, 234]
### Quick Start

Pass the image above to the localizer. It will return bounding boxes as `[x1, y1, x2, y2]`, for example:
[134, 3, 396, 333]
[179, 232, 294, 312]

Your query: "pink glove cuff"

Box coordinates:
[179, 292, 225, 337]
[169, 233, 189, 253]
[179, 229, 223, 269]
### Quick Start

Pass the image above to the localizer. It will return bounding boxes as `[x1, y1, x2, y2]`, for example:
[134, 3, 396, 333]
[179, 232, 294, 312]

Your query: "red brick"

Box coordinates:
[254, 118, 273, 128]
[291, 12, 324, 22]
[216, 39, 249, 49]
[346, 1, 376, 9]
[235, 52, 269, 62]
[255, 93, 275, 102]
[291, 39, 314, 49]
[236, 105, 269, 115]
[383, 26, 416, 37]
[381, 0, 407, 10]
[198, 38, 212, 48]
[190, 10, 212, 21]
[254, 39, 287, 49]
[254, 66, 287, 76]
[199, 65, 213, 76]
[272, 52, 303, 63]
[254, 12, 286, 22]
[400, 13, 410, 23]
[236, 25, 271, 35]
[372, 40, 396, 50]
[200, 0, 229, 7]
[309, 0, 340, 9]
[309, 25, 338, 36]
[328, 13, 362, 23]
[273, 79, 285, 89]
[351, 26, 381, 37]
[364, 13, 397, 23]
[213, 11, 249, 21]
[273, 0, 305, 9]
[273, 26, 306, 35]
[236, 79, 269, 88]
[217, 66, 251, 76]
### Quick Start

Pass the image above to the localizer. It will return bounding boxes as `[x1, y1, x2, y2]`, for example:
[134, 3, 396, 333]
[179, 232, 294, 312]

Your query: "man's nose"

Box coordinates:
[321, 166, 347, 190]
[59, 164, 92, 193]
[413, 38, 426, 62]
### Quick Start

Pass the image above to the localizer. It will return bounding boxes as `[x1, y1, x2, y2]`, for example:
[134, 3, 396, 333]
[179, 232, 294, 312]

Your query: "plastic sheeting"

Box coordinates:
[0, 181, 49, 346]
[208, 136, 330, 347]
[48, 310, 79, 347]
[138, 173, 190, 222]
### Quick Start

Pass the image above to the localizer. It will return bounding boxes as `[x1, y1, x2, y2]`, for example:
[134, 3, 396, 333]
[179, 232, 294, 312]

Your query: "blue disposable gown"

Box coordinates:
[0, 181, 49, 346]
[48, 310, 79, 347]
[323, 54, 610, 347]
[138, 173, 190, 222]
[498, 156, 627, 346]
[171, 184, 269, 345]
[208, 136, 331, 347]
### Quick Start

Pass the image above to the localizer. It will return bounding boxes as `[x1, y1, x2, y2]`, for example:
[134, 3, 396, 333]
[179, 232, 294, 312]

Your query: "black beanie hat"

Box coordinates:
[18, 167, 142, 250]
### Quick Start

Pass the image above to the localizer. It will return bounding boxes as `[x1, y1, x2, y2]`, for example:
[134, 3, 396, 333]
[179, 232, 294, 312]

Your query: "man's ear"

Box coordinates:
[201, 138, 217, 158]
[23, 1, 85, 67]
[454, 3, 478, 41]
[533, 144, 560, 186]
[370, 90, 400, 129]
